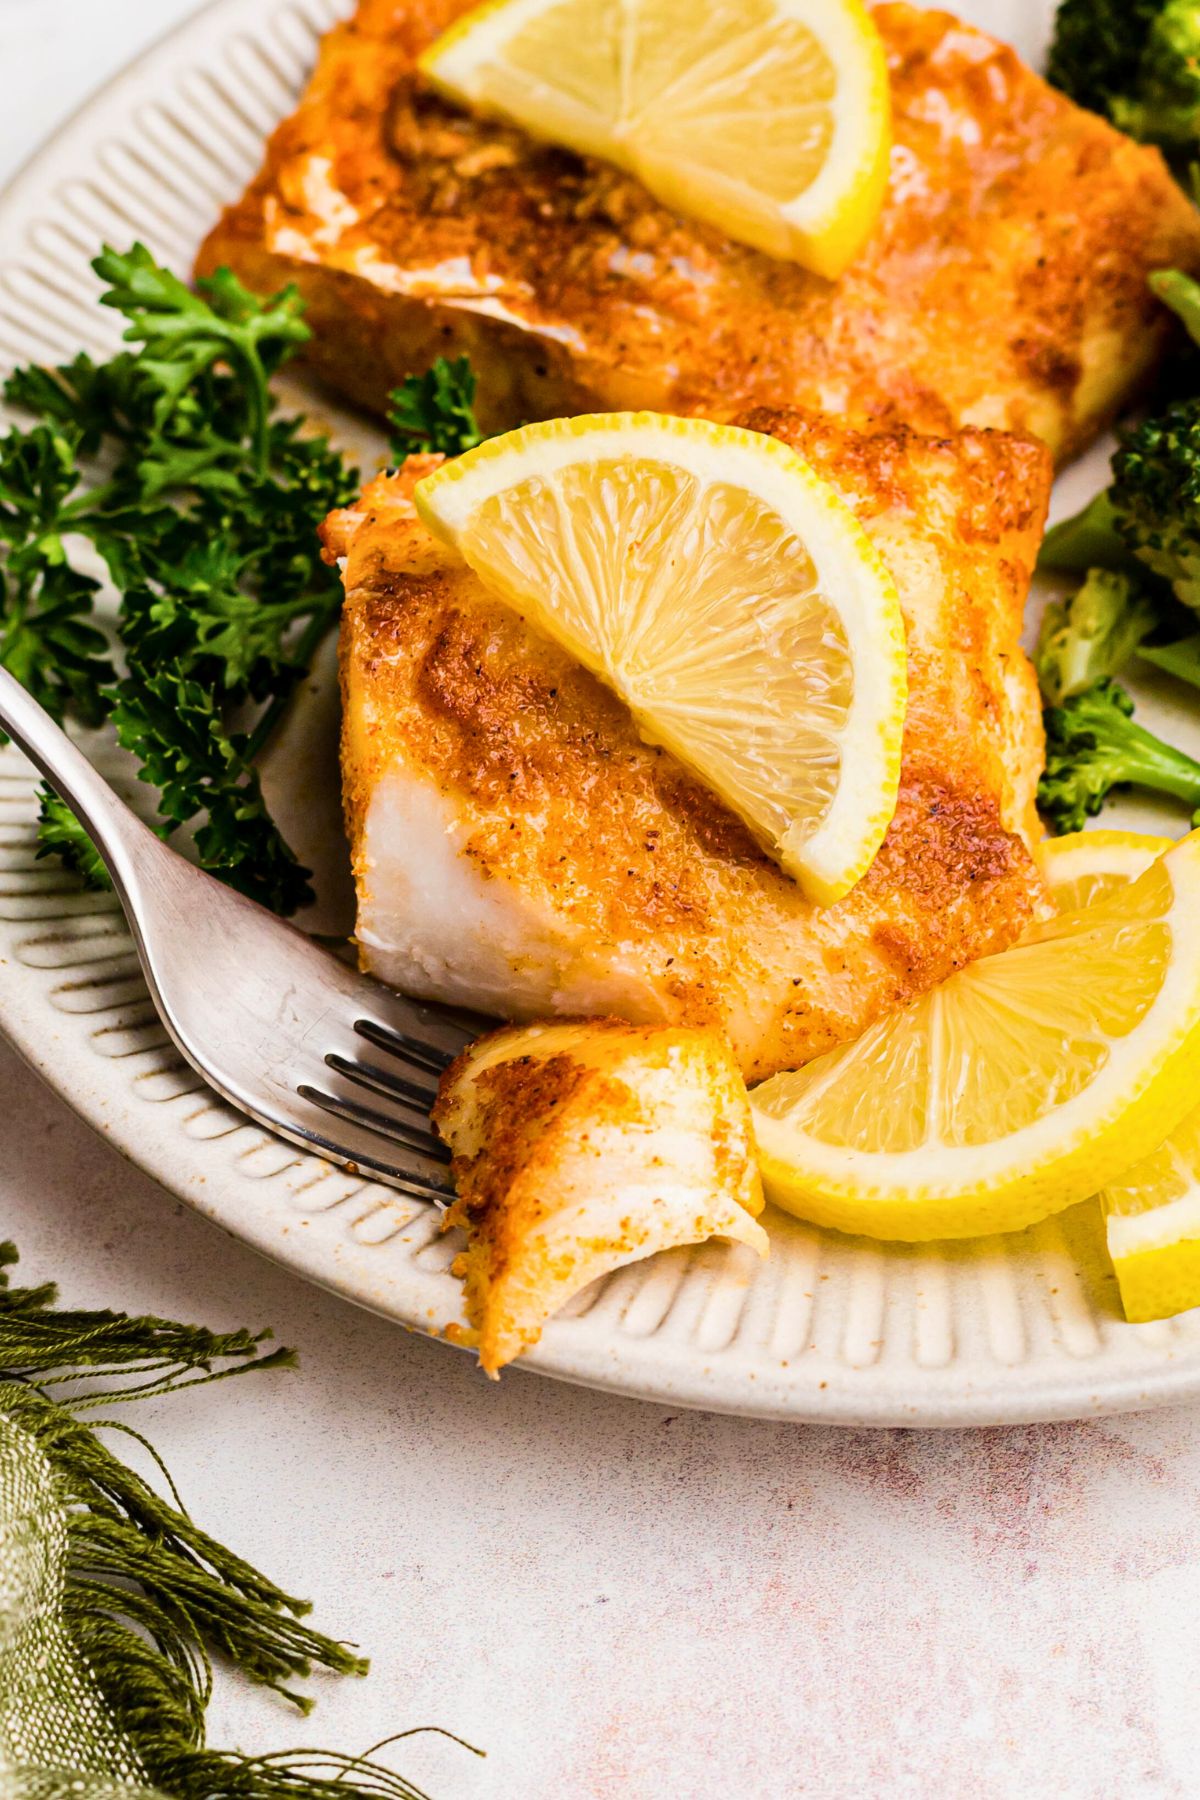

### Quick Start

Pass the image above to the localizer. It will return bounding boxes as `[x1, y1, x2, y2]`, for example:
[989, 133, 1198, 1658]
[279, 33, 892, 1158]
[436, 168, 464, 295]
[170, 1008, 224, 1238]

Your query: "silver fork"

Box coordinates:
[0, 665, 482, 1201]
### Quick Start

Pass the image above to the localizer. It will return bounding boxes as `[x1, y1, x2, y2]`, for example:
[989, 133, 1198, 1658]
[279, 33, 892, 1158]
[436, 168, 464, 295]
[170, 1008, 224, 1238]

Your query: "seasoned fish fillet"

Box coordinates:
[433, 1019, 767, 1374]
[197, 0, 1200, 462]
[330, 410, 1053, 1083]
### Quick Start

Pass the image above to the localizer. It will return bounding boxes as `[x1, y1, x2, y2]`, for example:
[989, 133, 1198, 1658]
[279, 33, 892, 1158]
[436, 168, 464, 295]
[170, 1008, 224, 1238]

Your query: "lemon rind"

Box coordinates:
[1038, 828, 1175, 892]
[1106, 1185, 1200, 1258]
[1107, 1236, 1200, 1324]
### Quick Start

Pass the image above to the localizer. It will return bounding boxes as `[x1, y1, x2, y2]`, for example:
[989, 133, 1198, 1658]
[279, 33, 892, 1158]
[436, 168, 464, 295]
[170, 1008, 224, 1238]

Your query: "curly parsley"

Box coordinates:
[2, 244, 360, 913]
[2, 245, 489, 914]
[387, 355, 485, 458]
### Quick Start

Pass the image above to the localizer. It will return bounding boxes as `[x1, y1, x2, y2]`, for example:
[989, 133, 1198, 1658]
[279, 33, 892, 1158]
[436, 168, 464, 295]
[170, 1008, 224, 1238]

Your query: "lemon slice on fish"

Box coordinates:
[419, 0, 892, 278]
[413, 412, 906, 903]
[1035, 831, 1200, 1323]
[751, 829, 1200, 1242]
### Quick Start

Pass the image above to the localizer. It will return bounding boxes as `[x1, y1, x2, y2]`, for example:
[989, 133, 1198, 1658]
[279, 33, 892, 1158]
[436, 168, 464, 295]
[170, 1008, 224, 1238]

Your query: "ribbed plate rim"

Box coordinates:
[3, 0, 1200, 1426]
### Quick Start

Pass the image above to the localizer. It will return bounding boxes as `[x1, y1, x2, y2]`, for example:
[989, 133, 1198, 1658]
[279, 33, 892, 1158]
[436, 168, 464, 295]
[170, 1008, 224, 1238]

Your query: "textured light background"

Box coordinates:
[2, 1, 1199, 1795]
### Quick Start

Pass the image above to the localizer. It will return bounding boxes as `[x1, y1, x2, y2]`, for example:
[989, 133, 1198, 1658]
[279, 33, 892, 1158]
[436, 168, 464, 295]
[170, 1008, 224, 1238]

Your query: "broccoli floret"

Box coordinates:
[1140, 630, 1200, 686]
[1151, 267, 1200, 342]
[1041, 272, 1200, 608]
[1035, 569, 1160, 704]
[1047, 0, 1200, 154]
[1111, 0, 1200, 150]
[1040, 404, 1200, 601]
[1145, 270, 1200, 405]
[1039, 492, 1134, 575]
[1047, 0, 1162, 117]
[1109, 396, 1200, 611]
[1039, 677, 1200, 832]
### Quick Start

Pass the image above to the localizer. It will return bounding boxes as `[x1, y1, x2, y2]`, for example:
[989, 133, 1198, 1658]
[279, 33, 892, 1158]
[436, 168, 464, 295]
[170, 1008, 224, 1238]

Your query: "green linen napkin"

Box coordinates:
[0, 1243, 475, 1798]
[0, 1406, 167, 1794]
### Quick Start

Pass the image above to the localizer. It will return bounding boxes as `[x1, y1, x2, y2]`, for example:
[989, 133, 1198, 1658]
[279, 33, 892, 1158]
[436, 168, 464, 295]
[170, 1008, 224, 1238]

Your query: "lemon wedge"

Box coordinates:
[414, 412, 907, 903]
[418, 0, 892, 279]
[1103, 1109, 1200, 1323]
[751, 830, 1200, 1241]
[1035, 833, 1200, 1322]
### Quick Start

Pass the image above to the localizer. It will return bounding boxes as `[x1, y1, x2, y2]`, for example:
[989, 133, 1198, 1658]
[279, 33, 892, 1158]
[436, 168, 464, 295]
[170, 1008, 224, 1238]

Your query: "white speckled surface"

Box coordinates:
[5, 2, 1200, 1793]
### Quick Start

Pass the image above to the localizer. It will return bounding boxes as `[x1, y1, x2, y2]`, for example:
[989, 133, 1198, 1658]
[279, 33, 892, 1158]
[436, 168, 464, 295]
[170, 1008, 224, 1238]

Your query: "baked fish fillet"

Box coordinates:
[197, 0, 1200, 463]
[433, 1019, 767, 1375]
[330, 410, 1052, 1083]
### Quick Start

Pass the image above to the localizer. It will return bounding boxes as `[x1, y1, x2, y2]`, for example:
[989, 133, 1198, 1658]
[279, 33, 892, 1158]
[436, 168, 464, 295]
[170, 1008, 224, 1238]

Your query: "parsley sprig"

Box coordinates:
[3, 244, 358, 913]
[0, 424, 114, 724]
[35, 788, 109, 889]
[109, 666, 309, 912]
[387, 356, 485, 458]
[2, 243, 486, 915]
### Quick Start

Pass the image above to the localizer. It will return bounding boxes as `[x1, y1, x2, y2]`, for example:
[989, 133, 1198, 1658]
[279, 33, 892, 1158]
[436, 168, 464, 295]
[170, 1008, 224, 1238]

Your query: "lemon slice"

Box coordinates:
[419, 0, 892, 278]
[751, 830, 1200, 1241]
[1030, 829, 1200, 1323]
[1036, 833, 1200, 1322]
[414, 412, 907, 903]
[1103, 1110, 1200, 1323]
[1039, 829, 1174, 913]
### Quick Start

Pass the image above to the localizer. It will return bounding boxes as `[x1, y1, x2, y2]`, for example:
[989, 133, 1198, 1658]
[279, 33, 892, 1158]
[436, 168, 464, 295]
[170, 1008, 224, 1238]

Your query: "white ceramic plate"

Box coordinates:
[4, 0, 1200, 1425]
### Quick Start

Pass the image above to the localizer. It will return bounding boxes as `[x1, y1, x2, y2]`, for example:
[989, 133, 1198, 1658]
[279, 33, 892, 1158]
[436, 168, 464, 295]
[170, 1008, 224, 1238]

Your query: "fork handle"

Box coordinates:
[0, 664, 161, 899]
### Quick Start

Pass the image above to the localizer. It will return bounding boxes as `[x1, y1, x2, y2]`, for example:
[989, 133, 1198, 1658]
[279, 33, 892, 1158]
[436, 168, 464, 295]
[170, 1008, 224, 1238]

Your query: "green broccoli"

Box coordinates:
[1039, 270, 1200, 609]
[1038, 491, 1133, 575]
[1151, 267, 1200, 341]
[1035, 569, 1160, 704]
[1140, 630, 1200, 686]
[1107, 396, 1200, 611]
[1039, 678, 1200, 832]
[1047, 0, 1163, 121]
[1112, 0, 1200, 150]
[1048, 0, 1200, 155]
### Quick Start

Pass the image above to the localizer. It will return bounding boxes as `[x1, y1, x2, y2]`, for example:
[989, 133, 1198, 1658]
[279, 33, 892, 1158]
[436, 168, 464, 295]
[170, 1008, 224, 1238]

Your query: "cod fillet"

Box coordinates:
[433, 1019, 767, 1374]
[330, 409, 1052, 1084]
[197, 0, 1200, 462]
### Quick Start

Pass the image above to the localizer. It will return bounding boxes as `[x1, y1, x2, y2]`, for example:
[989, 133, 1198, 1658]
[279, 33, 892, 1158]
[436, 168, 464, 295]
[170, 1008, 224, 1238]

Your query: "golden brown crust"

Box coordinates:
[335, 409, 1052, 1080]
[431, 1019, 766, 1373]
[198, 0, 1200, 460]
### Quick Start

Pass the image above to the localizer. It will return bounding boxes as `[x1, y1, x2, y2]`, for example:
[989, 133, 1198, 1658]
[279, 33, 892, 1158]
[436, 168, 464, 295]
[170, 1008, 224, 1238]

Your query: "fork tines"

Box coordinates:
[288, 1001, 480, 1199]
